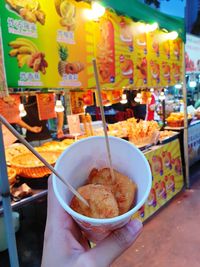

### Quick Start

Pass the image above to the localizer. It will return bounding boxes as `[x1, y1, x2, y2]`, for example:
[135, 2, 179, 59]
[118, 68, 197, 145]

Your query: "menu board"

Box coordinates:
[0, 94, 20, 123]
[36, 93, 56, 120]
[185, 33, 200, 73]
[93, 11, 183, 89]
[67, 114, 81, 135]
[2, 124, 17, 147]
[0, 0, 94, 88]
[70, 90, 94, 114]
[0, 0, 183, 89]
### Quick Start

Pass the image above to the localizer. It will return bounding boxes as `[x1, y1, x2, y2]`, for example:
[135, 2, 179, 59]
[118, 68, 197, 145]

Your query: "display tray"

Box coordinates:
[0, 188, 48, 215]
[10, 151, 60, 178]
[136, 143, 152, 151]
[164, 126, 184, 131]
[159, 131, 179, 144]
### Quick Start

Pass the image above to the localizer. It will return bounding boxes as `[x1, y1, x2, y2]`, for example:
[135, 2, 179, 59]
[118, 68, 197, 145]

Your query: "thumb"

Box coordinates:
[88, 219, 143, 267]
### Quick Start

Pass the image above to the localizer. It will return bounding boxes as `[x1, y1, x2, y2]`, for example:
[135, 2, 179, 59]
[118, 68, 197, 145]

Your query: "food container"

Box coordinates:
[53, 136, 152, 242]
[167, 118, 192, 127]
[166, 119, 184, 127]
[10, 151, 60, 178]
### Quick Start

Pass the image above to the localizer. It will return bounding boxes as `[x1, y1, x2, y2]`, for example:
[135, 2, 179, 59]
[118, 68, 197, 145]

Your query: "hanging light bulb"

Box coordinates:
[189, 81, 197, 88]
[19, 103, 27, 117]
[189, 74, 197, 88]
[145, 22, 158, 32]
[175, 84, 182, 89]
[120, 93, 127, 104]
[159, 91, 166, 101]
[84, 1, 105, 21]
[55, 100, 65, 112]
[134, 92, 142, 103]
[150, 88, 154, 93]
[92, 2, 105, 17]
[168, 31, 178, 40]
[104, 101, 112, 107]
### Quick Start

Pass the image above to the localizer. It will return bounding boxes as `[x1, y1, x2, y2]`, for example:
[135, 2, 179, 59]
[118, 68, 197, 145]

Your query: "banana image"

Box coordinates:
[18, 46, 35, 54]
[17, 54, 31, 68]
[9, 49, 19, 57]
[9, 37, 48, 74]
[9, 38, 38, 52]
[16, 38, 39, 52]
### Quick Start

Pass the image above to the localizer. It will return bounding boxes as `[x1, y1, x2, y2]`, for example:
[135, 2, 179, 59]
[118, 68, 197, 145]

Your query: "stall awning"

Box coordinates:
[101, 0, 186, 42]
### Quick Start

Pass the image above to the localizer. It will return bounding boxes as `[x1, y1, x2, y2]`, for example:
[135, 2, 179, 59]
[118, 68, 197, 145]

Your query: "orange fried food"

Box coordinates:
[70, 184, 119, 219]
[88, 168, 137, 215]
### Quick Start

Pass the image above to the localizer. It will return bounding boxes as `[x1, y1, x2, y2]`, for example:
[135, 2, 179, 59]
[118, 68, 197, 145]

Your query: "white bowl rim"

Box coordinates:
[53, 136, 152, 224]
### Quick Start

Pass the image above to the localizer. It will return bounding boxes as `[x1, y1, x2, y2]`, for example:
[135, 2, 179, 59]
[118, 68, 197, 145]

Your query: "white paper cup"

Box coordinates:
[53, 136, 152, 242]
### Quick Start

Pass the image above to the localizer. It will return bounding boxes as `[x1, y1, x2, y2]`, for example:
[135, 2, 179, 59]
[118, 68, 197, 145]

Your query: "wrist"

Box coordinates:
[27, 126, 33, 132]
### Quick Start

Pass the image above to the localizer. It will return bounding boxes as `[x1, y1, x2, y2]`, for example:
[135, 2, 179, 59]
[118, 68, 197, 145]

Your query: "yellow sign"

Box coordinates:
[132, 139, 184, 222]
[1, 0, 183, 89]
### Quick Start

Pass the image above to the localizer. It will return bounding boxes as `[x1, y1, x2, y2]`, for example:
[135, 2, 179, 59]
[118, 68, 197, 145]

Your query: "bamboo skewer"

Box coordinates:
[92, 59, 115, 182]
[86, 114, 94, 136]
[0, 114, 89, 207]
[80, 114, 89, 136]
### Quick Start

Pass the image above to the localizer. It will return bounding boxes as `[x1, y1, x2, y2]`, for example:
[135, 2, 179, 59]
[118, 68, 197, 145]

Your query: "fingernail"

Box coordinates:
[126, 219, 143, 235]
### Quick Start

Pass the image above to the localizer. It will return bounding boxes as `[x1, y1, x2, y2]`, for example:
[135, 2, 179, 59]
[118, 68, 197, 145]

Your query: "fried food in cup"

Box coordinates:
[88, 168, 137, 215]
[70, 184, 119, 219]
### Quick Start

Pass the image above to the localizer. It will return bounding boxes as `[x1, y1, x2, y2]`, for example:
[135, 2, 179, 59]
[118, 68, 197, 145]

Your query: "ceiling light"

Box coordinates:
[84, 1, 105, 21]
[19, 103, 27, 117]
[55, 100, 65, 112]
[120, 93, 128, 104]
[168, 31, 178, 40]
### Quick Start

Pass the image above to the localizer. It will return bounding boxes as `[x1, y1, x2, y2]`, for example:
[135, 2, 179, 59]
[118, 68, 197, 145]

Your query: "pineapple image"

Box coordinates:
[58, 43, 68, 76]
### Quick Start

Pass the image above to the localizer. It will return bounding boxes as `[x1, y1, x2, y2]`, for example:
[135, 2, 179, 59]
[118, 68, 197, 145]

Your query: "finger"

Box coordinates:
[46, 176, 77, 230]
[46, 176, 87, 247]
[87, 219, 143, 267]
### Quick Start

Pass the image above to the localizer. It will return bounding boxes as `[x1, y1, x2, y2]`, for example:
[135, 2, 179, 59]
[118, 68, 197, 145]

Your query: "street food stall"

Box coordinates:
[0, 0, 186, 265]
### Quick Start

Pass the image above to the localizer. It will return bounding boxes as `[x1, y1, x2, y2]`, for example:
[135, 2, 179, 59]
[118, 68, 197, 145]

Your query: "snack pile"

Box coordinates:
[70, 168, 137, 219]
[166, 112, 192, 127]
[127, 119, 160, 146]
[92, 119, 160, 147]
[5, 139, 75, 179]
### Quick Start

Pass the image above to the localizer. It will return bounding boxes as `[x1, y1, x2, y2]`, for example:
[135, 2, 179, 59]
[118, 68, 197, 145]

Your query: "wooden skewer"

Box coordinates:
[92, 59, 115, 182]
[86, 114, 94, 136]
[0, 114, 89, 207]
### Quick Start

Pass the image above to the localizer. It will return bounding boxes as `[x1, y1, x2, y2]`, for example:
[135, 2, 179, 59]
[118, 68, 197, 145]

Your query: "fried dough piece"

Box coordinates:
[88, 168, 137, 215]
[70, 184, 119, 219]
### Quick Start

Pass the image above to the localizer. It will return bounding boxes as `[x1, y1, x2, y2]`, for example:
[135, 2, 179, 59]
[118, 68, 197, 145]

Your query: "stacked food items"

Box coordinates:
[70, 167, 137, 218]
[107, 121, 128, 138]
[127, 119, 160, 147]
[10, 151, 61, 178]
[166, 112, 192, 127]
[159, 130, 178, 142]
